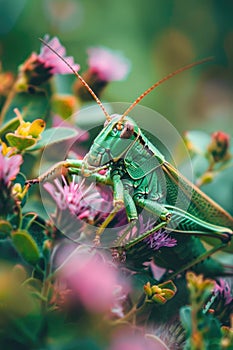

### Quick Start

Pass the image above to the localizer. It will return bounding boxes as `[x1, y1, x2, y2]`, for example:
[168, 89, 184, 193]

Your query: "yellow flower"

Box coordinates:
[6, 109, 46, 151]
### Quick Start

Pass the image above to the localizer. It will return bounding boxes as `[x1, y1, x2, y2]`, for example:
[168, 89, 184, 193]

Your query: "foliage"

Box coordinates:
[0, 35, 232, 350]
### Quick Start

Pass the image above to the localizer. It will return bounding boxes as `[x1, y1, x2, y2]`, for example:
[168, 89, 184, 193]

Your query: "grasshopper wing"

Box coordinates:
[161, 161, 233, 251]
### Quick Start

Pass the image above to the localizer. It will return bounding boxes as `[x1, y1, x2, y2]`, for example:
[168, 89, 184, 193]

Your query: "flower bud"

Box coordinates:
[208, 131, 230, 162]
[144, 280, 176, 304]
[17, 35, 80, 87]
[18, 52, 53, 87]
[74, 46, 130, 101]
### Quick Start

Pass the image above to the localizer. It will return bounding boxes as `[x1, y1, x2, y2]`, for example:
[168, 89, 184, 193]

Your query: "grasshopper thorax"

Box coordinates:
[84, 114, 140, 169]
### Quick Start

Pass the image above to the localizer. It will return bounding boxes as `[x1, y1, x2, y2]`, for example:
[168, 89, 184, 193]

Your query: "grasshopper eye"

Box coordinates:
[120, 121, 134, 139]
[116, 123, 123, 131]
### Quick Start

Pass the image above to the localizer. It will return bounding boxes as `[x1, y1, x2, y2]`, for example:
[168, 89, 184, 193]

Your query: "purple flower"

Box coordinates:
[0, 146, 23, 186]
[43, 176, 113, 241]
[209, 278, 233, 325]
[144, 229, 177, 250]
[214, 279, 233, 305]
[44, 175, 105, 219]
[0, 146, 23, 218]
[39, 35, 80, 74]
[87, 46, 131, 81]
[139, 217, 177, 250]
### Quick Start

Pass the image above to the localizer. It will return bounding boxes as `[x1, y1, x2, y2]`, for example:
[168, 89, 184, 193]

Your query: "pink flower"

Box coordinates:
[109, 330, 167, 350]
[62, 251, 129, 313]
[0, 146, 23, 186]
[214, 278, 233, 305]
[20, 35, 80, 86]
[43, 175, 128, 243]
[87, 47, 131, 81]
[0, 146, 23, 217]
[39, 35, 80, 74]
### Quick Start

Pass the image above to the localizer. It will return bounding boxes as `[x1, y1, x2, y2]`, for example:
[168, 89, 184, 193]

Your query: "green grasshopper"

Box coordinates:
[27, 40, 233, 279]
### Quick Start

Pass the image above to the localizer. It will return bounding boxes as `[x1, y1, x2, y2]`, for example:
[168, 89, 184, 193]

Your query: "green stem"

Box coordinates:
[41, 262, 52, 309]
[0, 85, 16, 123]
[17, 206, 23, 229]
[111, 298, 147, 326]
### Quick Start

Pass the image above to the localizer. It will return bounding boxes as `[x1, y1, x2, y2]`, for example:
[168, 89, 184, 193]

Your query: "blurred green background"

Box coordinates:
[0, 0, 233, 133]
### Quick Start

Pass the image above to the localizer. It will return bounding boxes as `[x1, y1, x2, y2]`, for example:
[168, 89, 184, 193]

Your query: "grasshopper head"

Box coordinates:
[84, 114, 139, 168]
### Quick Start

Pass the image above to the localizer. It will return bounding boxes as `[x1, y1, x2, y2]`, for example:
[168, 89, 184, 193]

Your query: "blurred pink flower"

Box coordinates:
[62, 252, 129, 313]
[39, 35, 80, 74]
[109, 331, 168, 350]
[87, 47, 131, 81]
[0, 146, 23, 186]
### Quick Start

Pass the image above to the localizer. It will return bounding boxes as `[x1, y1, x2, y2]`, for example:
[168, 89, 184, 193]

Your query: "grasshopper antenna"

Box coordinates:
[119, 57, 213, 122]
[39, 38, 111, 122]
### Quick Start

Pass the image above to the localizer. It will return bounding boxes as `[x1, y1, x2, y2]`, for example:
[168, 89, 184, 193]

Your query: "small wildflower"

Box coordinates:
[187, 272, 215, 304]
[144, 280, 177, 304]
[0, 143, 23, 187]
[214, 279, 233, 305]
[74, 46, 130, 100]
[209, 278, 233, 325]
[43, 175, 112, 241]
[5, 108, 46, 151]
[0, 144, 22, 216]
[18, 35, 80, 86]
[87, 47, 130, 82]
[144, 229, 177, 250]
[117, 216, 177, 250]
[44, 176, 103, 218]
[39, 35, 80, 75]
[208, 131, 230, 163]
[61, 251, 129, 314]
[109, 329, 168, 350]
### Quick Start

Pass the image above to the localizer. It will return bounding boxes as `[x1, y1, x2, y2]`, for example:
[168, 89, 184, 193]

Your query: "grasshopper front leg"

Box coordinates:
[25, 159, 111, 186]
[94, 172, 138, 245]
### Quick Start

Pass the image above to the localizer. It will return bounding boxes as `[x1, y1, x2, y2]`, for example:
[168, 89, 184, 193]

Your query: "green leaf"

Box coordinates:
[180, 306, 192, 335]
[1, 90, 49, 124]
[6, 133, 36, 151]
[11, 229, 40, 265]
[158, 279, 177, 293]
[28, 127, 79, 151]
[0, 220, 12, 238]
[0, 116, 20, 138]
